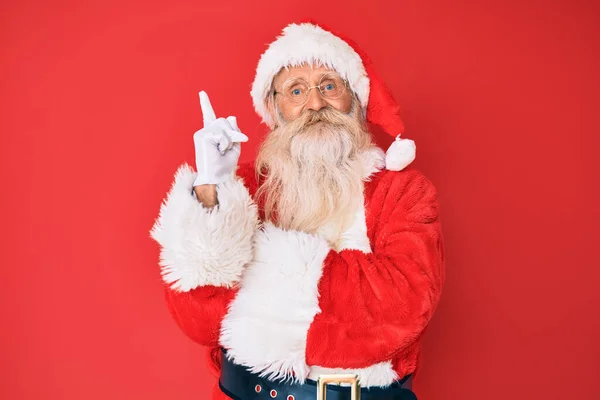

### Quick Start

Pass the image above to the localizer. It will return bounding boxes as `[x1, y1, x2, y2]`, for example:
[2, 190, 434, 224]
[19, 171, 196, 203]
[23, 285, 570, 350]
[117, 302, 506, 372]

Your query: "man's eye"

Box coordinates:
[321, 81, 337, 91]
[292, 89, 302, 96]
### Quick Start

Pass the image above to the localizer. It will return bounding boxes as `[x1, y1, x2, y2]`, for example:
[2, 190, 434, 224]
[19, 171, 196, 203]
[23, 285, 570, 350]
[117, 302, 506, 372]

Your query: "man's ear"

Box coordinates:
[265, 92, 279, 128]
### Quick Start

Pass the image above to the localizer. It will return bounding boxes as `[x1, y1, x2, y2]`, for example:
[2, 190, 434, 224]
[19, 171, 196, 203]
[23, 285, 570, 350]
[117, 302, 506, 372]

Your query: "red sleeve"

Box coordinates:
[236, 162, 259, 197]
[305, 169, 445, 368]
[164, 284, 238, 347]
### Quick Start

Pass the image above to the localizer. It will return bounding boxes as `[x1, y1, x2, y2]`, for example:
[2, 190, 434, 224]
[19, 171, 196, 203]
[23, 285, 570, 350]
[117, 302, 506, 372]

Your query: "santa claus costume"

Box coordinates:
[151, 22, 445, 400]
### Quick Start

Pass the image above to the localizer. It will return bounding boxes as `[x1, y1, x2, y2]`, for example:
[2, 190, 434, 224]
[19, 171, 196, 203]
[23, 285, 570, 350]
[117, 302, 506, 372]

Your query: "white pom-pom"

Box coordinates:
[385, 135, 416, 171]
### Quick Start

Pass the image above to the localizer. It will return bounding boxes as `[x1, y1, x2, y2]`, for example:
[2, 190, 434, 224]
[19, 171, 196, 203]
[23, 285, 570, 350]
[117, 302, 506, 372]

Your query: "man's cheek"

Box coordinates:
[334, 97, 353, 114]
[282, 103, 303, 122]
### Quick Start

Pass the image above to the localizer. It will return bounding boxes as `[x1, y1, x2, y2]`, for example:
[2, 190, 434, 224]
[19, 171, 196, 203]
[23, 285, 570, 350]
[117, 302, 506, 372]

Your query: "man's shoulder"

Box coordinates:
[369, 166, 436, 191]
[366, 166, 439, 208]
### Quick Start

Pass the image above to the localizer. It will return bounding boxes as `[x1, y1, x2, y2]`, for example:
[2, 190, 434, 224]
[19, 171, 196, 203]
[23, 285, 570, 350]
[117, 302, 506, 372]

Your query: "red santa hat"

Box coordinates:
[250, 22, 416, 171]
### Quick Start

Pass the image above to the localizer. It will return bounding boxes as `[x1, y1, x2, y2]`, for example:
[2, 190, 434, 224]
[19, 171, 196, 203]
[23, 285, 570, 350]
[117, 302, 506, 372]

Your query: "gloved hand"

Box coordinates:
[193, 91, 249, 186]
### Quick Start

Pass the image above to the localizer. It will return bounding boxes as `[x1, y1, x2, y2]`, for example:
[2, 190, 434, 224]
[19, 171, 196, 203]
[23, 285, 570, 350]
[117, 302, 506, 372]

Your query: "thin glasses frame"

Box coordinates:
[273, 73, 349, 105]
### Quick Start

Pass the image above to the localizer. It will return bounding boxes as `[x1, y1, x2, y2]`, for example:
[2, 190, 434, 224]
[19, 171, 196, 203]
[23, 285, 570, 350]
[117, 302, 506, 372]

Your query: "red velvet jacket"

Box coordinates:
[151, 151, 444, 399]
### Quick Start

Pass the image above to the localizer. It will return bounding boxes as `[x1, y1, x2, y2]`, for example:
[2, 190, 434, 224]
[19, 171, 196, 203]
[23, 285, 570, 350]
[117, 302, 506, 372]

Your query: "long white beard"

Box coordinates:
[255, 103, 374, 240]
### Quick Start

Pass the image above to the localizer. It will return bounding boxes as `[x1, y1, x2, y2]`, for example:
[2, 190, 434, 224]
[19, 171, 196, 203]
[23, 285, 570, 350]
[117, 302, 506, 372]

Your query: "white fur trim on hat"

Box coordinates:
[251, 23, 370, 128]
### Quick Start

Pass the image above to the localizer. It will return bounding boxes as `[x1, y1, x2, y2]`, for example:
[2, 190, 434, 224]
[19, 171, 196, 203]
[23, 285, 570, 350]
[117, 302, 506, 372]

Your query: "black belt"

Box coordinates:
[219, 352, 417, 400]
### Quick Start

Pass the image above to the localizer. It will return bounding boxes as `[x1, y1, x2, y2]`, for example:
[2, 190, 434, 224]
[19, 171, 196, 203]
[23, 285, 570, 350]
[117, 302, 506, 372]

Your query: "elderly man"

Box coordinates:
[151, 22, 444, 400]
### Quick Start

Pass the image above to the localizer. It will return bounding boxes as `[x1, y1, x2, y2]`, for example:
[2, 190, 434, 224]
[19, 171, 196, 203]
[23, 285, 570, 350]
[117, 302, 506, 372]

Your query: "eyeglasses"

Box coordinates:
[274, 73, 348, 106]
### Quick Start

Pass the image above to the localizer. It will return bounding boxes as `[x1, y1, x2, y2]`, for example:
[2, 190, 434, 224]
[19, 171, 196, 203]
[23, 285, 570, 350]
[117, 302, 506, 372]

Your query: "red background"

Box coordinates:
[1, 0, 599, 399]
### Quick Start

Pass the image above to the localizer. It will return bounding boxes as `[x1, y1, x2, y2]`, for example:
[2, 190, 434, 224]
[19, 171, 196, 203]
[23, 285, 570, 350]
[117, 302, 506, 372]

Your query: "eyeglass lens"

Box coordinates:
[282, 74, 346, 105]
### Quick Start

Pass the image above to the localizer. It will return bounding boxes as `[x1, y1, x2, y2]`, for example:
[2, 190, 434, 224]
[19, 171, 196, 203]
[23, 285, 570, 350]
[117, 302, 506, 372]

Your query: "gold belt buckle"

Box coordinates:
[317, 374, 360, 400]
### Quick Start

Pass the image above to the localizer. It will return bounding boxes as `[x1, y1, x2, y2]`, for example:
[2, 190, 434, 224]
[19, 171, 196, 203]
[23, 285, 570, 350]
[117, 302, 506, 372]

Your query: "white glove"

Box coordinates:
[193, 91, 249, 186]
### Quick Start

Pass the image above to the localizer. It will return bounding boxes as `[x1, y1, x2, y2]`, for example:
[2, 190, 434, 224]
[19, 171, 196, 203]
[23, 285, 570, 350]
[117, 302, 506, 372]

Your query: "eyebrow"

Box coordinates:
[280, 72, 337, 85]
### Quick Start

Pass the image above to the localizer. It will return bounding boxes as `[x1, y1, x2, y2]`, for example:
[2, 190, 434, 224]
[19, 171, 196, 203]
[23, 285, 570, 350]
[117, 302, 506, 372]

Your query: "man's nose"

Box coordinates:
[305, 88, 327, 112]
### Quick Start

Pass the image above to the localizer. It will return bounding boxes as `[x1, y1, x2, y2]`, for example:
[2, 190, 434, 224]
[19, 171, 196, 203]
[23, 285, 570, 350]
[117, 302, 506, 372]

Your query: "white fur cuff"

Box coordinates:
[150, 164, 259, 292]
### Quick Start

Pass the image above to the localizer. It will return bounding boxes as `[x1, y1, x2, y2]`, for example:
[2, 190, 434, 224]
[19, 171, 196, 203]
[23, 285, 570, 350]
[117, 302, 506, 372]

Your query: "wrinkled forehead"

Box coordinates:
[273, 64, 340, 88]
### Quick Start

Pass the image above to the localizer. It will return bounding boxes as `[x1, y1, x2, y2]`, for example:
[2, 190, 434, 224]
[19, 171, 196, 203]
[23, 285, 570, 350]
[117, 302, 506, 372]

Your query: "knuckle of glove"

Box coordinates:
[196, 126, 228, 146]
[212, 118, 233, 131]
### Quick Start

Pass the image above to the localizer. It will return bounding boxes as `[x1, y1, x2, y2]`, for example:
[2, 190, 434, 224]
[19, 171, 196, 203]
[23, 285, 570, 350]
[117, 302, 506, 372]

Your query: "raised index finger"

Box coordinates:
[199, 91, 217, 125]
